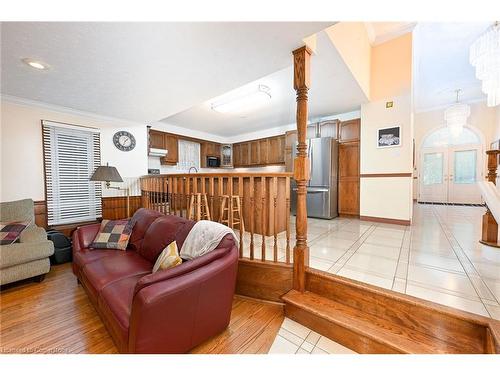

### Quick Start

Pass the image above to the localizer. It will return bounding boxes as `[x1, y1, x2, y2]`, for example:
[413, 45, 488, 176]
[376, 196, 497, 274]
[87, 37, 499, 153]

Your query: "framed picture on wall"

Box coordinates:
[377, 126, 401, 148]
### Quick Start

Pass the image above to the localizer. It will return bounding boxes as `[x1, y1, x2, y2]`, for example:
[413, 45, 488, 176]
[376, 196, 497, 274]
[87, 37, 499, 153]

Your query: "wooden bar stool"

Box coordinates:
[219, 195, 244, 232]
[188, 193, 211, 221]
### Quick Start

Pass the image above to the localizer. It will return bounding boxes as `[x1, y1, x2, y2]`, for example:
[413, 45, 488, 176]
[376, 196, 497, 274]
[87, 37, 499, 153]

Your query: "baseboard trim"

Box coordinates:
[360, 173, 412, 178]
[360, 215, 411, 226]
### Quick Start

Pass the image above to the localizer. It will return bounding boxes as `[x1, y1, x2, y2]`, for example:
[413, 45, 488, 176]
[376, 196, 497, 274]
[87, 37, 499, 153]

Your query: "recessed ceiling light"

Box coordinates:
[22, 58, 49, 70]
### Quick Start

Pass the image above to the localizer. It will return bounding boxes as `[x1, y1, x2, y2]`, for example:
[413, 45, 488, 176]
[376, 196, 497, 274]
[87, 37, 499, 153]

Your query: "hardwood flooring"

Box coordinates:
[0, 263, 283, 354]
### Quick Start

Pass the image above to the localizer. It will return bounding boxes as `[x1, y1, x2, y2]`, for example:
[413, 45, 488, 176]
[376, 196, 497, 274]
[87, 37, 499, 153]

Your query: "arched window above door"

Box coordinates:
[422, 127, 481, 148]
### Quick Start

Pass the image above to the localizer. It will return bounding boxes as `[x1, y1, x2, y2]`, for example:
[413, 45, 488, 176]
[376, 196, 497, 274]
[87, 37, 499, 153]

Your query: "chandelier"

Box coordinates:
[444, 89, 470, 137]
[470, 22, 500, 107]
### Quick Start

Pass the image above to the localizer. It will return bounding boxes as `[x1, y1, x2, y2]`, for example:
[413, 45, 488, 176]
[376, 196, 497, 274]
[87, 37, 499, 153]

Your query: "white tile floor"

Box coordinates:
[268, 318, 356, 354]
[239, 203, 500, 320]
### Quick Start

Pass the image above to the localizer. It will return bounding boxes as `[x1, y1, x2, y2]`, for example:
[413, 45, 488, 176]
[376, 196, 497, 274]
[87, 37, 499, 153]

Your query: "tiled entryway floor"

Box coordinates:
[268, 317, 356, 354]
[240, 203, 500, 319]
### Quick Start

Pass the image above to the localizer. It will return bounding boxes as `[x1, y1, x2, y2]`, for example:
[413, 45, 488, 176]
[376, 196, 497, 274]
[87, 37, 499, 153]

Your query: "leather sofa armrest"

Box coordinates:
[19, 225, 47, 243]
[134, 233, 235, 294]
[128, 246, 238, 353]
[72, 223, 101, 253]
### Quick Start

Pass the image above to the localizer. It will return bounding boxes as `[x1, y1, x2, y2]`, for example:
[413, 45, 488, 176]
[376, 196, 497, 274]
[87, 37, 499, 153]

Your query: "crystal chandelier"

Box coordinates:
[444, 90, 470, 137]
[470, 22, 500, 107]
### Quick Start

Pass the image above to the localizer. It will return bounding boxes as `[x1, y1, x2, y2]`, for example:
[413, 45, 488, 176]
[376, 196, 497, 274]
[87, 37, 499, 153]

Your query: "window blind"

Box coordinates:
[42, 120, 102, 226]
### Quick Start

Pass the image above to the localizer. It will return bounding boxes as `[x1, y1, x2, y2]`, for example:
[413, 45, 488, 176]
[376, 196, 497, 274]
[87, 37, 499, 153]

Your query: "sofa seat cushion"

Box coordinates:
[81, 251, 152, 304]
[73, 248, 120, 271]
[98, 273, 144, 350]
[139, 215, 194, 263]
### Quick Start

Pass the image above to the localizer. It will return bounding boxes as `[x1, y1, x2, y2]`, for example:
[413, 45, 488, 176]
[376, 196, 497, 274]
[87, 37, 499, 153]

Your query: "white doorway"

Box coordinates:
[419, 127, 483, 204]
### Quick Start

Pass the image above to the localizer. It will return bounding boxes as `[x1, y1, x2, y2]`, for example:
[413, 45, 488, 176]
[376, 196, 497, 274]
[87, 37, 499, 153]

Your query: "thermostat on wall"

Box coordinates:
[386, 101, 394, 108]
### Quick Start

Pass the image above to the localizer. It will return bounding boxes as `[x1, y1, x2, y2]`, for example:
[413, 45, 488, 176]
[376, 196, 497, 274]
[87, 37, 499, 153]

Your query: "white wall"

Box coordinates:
[1, 97, 148, 202]
[360, 93, 413, 222]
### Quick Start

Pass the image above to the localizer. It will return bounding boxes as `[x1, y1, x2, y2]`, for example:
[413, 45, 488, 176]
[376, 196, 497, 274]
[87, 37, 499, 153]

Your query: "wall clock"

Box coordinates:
[113, 131, 136, 152]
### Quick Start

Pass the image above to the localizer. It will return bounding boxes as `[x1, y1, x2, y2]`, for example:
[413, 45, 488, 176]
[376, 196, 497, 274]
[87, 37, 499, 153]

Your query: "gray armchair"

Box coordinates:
[0, 199, 54, 285]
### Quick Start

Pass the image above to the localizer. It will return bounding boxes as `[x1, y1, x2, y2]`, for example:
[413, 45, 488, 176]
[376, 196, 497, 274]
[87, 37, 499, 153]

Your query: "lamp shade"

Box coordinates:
[90, 165, 123, 183]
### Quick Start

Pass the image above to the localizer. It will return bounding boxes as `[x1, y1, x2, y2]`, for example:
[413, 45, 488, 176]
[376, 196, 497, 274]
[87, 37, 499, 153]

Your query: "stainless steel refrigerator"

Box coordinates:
[291, 137, 338, 219]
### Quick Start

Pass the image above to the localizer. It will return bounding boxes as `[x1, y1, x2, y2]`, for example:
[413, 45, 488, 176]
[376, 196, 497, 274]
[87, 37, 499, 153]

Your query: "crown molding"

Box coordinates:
[365, 22, 417, 47]
[1, 94, 146, 129]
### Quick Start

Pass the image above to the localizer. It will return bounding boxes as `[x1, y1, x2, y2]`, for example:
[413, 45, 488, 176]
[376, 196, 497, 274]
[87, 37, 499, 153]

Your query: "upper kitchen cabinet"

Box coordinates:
[161, 134, 179, 165]
[200, 141, 222, 167]
[338, 118, 360, 142]
[268, 135, 285, 164]
[233, 134, 285, 167]
[149, 129, 166, 149]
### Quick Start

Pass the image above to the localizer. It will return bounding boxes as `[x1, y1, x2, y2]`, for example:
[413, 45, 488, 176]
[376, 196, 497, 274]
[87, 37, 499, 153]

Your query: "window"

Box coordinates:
[422, 127, 480, 148]
[423, 152, 443, 185]
[454, 150, 477, 184]
[42, 120, 102, 225]
[176, 139, 200, 170]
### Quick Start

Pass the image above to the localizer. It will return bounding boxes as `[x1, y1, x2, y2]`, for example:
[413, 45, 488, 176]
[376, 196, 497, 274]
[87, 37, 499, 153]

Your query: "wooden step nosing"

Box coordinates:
[283, 296, 412, 353]
[283, 292, 469, 354]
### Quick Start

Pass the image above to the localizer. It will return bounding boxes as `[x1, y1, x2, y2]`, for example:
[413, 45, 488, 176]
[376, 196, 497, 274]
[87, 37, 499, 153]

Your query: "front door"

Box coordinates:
[447, 146, 482, 204]
[419, 145, 482, 204]
[420, 148, 448, 202]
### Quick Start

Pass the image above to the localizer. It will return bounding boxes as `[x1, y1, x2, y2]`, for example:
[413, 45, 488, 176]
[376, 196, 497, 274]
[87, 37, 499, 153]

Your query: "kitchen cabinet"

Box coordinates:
[232, 143, 241, 167]
[339, 118, 360, 142]
[149, 129, 166, 149]
[161, 134, 179, 165]
[338, 118, 360, 216]
[200, 141, 222, 167]
[250, 141, 260, 165]
[233, 134, 285, 168]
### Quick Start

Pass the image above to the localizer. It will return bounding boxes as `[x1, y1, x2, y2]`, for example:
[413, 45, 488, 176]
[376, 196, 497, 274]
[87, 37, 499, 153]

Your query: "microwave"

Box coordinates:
[206, 156, 221, 168]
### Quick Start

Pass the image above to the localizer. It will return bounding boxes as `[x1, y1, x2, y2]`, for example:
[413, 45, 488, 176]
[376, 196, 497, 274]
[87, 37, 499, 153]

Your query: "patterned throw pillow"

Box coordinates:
[0, 221, 30, 245]
[152, 241, 182, 273]
[91, 219, 133, 250]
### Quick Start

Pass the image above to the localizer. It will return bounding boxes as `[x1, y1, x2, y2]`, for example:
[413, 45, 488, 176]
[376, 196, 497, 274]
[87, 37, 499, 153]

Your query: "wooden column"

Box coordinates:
[480, 150, 500, 247]
[292, 46, 312, 291]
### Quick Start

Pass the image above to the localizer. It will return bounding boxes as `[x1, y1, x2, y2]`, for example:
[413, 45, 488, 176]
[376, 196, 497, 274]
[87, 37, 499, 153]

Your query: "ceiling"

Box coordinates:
[413, 22, 491, 112]
[0, 22, 331, 123]
[162, 31, 368, 136]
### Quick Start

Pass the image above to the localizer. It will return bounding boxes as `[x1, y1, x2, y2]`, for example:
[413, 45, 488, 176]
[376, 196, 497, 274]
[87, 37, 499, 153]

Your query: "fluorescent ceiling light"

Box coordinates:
[211, 85, 271, 114]
[22, 58, 49, 70]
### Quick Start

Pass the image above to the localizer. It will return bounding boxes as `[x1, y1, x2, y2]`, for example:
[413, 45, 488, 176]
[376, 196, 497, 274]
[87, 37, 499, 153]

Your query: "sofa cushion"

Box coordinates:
[91, 219, 134, 250]
[81, 251, 152, 303]
[0, 240, 54, 269]
[0, 221, 30, 245]
[73, 248, 120, 270]
[128, 209, 164, 252]
[152, 241, 182, 273]
[139, 215, 194, 263]
[98, 273, 144, 350]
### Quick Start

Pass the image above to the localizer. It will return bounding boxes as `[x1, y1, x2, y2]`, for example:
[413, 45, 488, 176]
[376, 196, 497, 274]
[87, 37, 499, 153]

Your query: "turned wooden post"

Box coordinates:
[480, 150, 500, 247]
[292, 46, 312, 291]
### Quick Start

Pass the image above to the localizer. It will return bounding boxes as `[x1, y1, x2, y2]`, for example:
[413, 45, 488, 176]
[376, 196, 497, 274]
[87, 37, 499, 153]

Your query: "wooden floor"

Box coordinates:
[0, 263, 283, 354]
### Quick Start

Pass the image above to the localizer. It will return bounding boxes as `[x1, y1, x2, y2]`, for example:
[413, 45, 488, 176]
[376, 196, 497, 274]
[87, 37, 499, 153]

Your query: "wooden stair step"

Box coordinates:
[282, 290, 476, 354]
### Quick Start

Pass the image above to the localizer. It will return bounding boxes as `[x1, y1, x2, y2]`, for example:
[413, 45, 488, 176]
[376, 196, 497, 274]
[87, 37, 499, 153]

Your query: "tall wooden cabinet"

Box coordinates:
[338, 119, 360, 216]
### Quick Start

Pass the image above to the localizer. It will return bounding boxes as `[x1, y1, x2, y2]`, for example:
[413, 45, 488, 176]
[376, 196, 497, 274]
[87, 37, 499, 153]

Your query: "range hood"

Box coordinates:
[149, 148, 168, 157]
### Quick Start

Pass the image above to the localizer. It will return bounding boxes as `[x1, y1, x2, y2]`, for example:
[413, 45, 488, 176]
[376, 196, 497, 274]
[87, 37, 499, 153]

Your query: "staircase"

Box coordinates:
[282, 269, 500, 354]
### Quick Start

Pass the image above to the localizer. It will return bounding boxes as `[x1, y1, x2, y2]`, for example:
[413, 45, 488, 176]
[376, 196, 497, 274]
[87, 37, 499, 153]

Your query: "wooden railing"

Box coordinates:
[140, 173, 293, 263]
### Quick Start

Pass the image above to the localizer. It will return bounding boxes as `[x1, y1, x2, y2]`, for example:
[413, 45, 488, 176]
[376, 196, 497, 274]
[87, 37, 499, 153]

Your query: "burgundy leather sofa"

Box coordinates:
[72, 208, 239, 353]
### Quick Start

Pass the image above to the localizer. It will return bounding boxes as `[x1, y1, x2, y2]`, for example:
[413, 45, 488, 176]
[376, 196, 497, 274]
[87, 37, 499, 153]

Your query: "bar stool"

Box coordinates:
[219, 195, 244, 232]
[188, 193, 211, 221]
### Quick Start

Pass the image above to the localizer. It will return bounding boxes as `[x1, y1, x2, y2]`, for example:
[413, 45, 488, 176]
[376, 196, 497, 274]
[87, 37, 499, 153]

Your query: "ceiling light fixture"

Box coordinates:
[444, 89, 470, 137]
[470, 22, 500, 107]
[211, 85, 271, 114]
[22, 58, 49, 70]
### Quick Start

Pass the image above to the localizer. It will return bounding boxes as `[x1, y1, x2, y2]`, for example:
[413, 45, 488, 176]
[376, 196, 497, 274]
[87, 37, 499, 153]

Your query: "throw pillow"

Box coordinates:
[152, 241, 182, 273]
[91, 219, 133, 250]
[0, 221, 31, 245]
